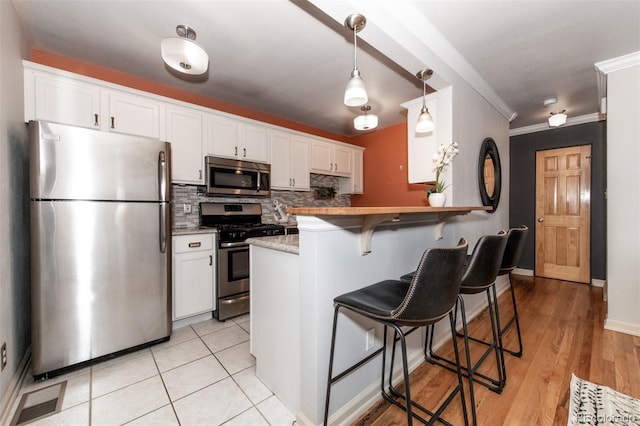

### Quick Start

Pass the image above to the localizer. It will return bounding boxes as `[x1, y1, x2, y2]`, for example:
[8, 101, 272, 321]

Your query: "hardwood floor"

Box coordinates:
[351, 275, 640, 425]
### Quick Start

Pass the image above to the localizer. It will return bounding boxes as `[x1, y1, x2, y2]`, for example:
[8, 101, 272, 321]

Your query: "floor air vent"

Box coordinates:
[10, 381, 66, 425]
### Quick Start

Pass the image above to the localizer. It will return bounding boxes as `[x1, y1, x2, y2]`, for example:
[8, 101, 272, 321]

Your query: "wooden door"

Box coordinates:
[535, 145, 591, 283]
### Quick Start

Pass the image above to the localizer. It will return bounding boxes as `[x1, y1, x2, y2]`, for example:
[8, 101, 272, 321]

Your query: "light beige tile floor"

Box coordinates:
[9, 315, 297, 425]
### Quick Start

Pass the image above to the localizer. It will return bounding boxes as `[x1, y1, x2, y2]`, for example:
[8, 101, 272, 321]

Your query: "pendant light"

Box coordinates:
[161, 25, 209, 76]
[354, 105, 378, 131]
[343, 14, 368, 107]
[416, 69, 434, 133]
[548, 110, 567, 127]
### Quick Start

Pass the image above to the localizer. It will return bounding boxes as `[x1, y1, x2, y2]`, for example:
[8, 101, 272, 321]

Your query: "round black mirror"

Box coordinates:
[478, 138, 501, 212]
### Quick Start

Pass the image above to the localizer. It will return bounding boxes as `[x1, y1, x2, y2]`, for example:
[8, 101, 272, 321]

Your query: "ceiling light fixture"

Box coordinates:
[161, 25, 209, 76]
[415, 69, 434, 133]
[548, 110, 567, 127]
[343, 14, 368, 107]
[354, 105, 378, 131]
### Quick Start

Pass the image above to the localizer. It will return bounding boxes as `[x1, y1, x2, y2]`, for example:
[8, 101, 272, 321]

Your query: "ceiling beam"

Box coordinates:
[308, 0, 517, 122]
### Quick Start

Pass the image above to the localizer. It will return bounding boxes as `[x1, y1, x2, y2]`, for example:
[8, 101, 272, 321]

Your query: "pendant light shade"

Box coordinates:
[161, 25, 209, 76]
[345, 69, 368, 107]
[415, 69, 434, 133]
[548, 110, 567, 127]
[344, 14, 368, 107]
[416, 106, 434, 133]
[354, 105, 378, 131]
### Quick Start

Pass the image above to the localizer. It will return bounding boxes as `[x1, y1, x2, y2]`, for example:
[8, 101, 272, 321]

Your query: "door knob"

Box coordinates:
[537, 217, 544, 223]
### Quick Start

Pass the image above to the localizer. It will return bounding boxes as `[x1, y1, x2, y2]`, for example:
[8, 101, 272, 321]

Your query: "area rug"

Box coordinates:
[568, 374, 640, 425]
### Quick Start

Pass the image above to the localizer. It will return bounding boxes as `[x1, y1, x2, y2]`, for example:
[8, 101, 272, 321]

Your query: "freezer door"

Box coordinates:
[29, 120, 170, 202]
[30, 200, 171, 376]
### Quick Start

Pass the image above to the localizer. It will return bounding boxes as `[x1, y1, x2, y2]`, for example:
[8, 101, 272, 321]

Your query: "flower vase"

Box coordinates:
[428, 192, 446, 207]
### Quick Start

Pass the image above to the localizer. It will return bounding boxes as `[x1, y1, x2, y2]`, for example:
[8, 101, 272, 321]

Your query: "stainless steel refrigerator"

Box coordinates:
[29, 120, 172, 379]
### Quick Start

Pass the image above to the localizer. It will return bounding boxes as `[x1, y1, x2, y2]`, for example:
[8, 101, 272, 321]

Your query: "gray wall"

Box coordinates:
[509, 121, 606, 280]
[0, 0, 31, 414]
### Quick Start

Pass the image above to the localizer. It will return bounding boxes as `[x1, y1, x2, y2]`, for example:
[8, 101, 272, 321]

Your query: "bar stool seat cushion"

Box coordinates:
[334, 280, 409, 320]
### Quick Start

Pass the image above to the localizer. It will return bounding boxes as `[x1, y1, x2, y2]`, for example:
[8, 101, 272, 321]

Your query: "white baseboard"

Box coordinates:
[591, 279, 606, 288]
[513, 268, 533, 276]
[0, 348, 31, 426]
[604, 319, 640, 337]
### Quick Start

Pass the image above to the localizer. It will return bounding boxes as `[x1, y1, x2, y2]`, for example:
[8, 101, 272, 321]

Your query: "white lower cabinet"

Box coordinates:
[172, 233, 215, 320]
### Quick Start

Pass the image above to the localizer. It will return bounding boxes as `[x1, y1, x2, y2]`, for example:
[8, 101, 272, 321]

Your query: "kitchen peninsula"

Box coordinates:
[249, 206, 489, 425]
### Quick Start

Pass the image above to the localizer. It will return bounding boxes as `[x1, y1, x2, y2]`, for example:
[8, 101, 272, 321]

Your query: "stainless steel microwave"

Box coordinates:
[204, 156, 271, 197]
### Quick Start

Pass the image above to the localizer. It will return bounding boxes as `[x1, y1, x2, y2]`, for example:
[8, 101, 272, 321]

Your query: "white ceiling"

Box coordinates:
[11, 0, 640, 137]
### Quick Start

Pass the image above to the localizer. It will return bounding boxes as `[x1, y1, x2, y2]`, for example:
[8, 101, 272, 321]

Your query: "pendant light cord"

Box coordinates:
[353, 27, 358, 71]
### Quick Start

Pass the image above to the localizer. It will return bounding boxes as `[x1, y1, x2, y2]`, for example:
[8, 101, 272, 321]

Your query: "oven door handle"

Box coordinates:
[219, 241, 250, 249]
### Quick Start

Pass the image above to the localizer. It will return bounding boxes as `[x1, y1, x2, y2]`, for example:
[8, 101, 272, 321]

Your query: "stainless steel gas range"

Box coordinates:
[200, 202, 285, 320]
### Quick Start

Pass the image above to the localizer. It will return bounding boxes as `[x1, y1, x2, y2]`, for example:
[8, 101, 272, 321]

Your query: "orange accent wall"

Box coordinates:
[31, 49, 350, 143]
[350, 123, 430, 206]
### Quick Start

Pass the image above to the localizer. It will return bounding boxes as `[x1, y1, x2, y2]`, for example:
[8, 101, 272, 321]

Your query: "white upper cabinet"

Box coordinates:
[166, 106, 204, 185]
[31, 72, 101, 129]
[401, 86, 453, 184]
[107, 92, 161, 138]
[339, 148, 364, 194]
[206, 114, 238, 158]
[206, 114, 269, 163]
[239, 122, 269, 162]
[269, 130, 310, 191]
[310, 140, 352, 177]
[24, 62, 365, 189]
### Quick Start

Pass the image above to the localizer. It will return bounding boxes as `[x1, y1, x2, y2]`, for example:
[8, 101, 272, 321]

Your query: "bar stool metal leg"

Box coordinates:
[427, 287, 506, 394]
[385, 312, 469, 426]
[500, 271, 524, 357]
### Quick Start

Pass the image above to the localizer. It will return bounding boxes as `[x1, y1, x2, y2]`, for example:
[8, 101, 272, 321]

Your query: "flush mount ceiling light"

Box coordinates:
[354, 105, 378, 131]
[415, 68, 434, 133]
[548, 110, 567, 127]
[161, 25, 209, 75]
[343, 14, 368, 107]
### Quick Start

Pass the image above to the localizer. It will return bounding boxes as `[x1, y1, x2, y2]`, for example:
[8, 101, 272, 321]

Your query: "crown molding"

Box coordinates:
[509, 113, 603, 137]
[595, 51, 640, 75]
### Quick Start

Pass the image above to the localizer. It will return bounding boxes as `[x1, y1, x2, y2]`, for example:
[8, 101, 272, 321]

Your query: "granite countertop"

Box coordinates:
[246, 234, 299, 255]
[172, 226, 218, 236]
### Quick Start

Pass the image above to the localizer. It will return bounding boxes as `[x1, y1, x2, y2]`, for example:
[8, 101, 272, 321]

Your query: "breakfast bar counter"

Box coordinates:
[288, 206, 490, 254]
[249, 206, 490, 425]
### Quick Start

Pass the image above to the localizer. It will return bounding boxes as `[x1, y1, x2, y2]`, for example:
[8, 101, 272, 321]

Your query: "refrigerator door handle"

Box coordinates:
[159, 203, 167, 254]
[158, 151, 167, 202]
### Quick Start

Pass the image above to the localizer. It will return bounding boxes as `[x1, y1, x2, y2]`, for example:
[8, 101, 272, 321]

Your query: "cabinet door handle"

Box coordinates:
[111, 116, 115, 129]
[199, 169, 202, 180]
[94, 114, 99, 127]
[243, 148, 247, 157]
[234, 146, 238, 157]
[209, 255, 213, 266]
[292, 178, 295, 187]
[188, 242, 202, 248]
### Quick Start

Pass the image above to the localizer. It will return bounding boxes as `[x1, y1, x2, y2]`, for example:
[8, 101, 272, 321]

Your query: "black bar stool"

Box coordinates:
[496, 225, 528, 357]
[424, 234, 508, 395]
[324, 239, 469, 426]
[402, 234, 509, 397]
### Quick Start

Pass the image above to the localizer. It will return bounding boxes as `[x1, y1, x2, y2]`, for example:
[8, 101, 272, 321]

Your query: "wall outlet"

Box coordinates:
[1, 342, 7, 370]
[365, 328, 375, 351]
[183, 203, 192, 214]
